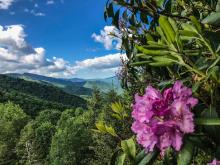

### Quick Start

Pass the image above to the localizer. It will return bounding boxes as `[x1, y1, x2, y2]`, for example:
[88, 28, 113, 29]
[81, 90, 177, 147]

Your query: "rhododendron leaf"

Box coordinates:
[116, 152, 126, 165]
[190, 16, 202, 33]
[112, 114, 122, 120]
[202, 12, 220, 27]
[134, 150, 145, 163]
[121, 138, 136, 160]
[195, 118, 220, 125]
[111, 102, 123, 114]
[177, 141, 194, 165]
[200, 107, 220, 145]
[192, 81, 201, 93]
[106, 125, 117, 137]
[156, 0, 165, 8]
[137, 150, 159, 165]
[95, 121, 117, 137]
[96, 122, 106, 133]
[159, 16, 176, 43]
[110, 149, 121, 165]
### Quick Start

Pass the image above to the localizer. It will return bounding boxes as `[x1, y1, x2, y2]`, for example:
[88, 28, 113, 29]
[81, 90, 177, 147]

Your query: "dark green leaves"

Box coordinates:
[115, 153, 126, 165]
[195, 118, 220, 125]
[121, 138, 136, 160]
[156, 0, 166, 8]
[202, 12, 220, 27]
[136, 150, 159, 165]
[177, 141, 194, 165]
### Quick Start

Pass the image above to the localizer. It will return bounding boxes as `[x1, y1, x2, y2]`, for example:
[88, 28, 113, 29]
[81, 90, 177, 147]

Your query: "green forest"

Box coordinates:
[0, 74, 132, 165]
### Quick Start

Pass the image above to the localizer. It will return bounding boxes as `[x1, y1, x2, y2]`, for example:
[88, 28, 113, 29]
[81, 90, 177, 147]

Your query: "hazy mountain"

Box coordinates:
[6, 73, 123, 95]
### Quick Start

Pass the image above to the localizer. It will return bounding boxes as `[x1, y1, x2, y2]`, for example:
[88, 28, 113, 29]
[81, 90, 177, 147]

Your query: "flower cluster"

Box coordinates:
[131, 81, 198, 155]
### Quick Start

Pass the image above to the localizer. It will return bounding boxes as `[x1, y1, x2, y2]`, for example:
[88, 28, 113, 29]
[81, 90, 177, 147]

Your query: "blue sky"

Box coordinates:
[0, 0, 124, 78]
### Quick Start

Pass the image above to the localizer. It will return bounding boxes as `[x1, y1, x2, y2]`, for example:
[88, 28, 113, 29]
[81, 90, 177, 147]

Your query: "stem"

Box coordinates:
[198, 34, 217, 58]
[179, 62, 206, 78]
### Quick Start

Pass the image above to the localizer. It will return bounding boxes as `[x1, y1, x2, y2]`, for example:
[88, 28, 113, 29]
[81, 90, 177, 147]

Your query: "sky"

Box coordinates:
[0, 0, 125, 79]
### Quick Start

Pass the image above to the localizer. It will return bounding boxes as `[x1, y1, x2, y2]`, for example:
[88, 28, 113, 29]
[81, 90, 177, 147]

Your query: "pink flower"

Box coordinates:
[131, 81, 198, 156]
[208, 159, 220, 165]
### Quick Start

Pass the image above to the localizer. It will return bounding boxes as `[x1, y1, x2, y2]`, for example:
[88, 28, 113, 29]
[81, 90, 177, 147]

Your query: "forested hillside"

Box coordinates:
[7, 73, 122, 96]
[0, 75, 86, 117]
[0, 85, 130, 164]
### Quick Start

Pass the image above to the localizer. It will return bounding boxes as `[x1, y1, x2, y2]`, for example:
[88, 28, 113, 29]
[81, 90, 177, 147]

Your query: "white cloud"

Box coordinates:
[0, 24, 126, 78]
[0, 0, 14, 9]
[0, 24, 74, 78]
[47, 0, 55, 5]
[73, 53, 127, 79]
[74, 53, 126, 70]
[92, 26, 122, 50]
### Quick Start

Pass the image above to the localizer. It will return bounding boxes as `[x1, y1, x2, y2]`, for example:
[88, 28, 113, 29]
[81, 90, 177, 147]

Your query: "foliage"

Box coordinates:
[0, 75, 86, 117]
[0, 102, 29, 164]
[103, 0, 220, 164]
[16, 110, 61, 164]
[49, 110, 98, 165]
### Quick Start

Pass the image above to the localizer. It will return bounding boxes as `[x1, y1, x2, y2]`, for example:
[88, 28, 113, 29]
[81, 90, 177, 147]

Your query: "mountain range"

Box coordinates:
[6, 73, 123, 96]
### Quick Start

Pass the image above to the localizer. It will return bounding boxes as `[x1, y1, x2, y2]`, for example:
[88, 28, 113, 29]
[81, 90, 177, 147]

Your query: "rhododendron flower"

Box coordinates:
[131, 81, 198, 155]
[208, 159, 220, 165]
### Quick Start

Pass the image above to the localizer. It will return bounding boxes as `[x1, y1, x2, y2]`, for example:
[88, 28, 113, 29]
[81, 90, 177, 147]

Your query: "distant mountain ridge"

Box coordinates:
[6, 73, 123, 95]
[0, 74, 87, 117]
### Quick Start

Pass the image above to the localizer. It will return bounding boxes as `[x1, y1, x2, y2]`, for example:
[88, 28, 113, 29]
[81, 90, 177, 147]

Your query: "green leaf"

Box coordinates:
[202, 12, 220, 27]
[190, 16, 202, 33]
[131, 61, 151, 66]
[116, 152, 126, 165]
[177, 140, 194, 165]
[150, 56, 176, 66]
[159, 16, 176, 43]
[110, 149, 121, 165]
[111, 102, 123, 114]
[216, 0, 220, 12]
[106, 125, 117, 137]
[134, 150, 145, 164]
[135, 45, 170, 56]
[195, 118, 220, 125]
[121, 138, 136, 160]
[95, 122, 117, 137]
[192, 81, 201, 93]
[137, 150, 159, 165]
[112, 114, 122, 120]
[200, 106, 220, 145]
[156, 0, 165, 8]
[179, 30, 199, 38]
[95, 122, 106, 132]
[168, 17, 178, 32]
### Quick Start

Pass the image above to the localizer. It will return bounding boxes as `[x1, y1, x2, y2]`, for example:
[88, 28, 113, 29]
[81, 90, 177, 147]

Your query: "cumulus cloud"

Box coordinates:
[0, 0, 14, 9]
[92, 26, 122, 50]
[74, 53, 126, 70]
[73, 53, 127, 79]
[0, 24, 126, 78]
[0, 24, 74, 78]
